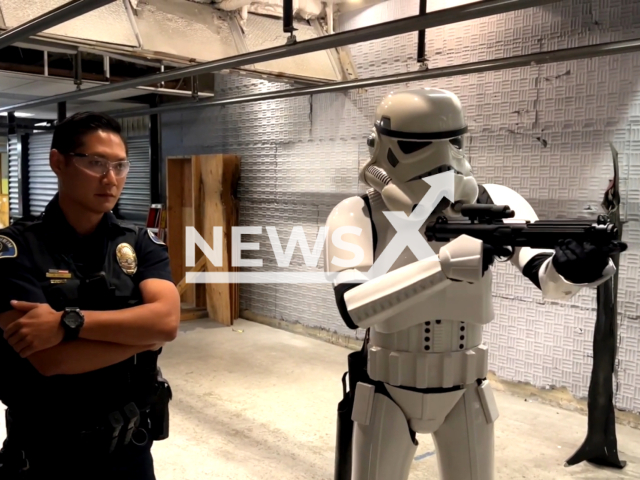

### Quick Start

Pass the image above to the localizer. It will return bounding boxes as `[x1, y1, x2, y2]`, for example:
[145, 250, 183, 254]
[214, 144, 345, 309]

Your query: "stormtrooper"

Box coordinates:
[324, 88, 623, 480]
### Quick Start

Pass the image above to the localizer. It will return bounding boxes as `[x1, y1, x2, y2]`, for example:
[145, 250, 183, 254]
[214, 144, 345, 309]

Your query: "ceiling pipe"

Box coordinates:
[107, 38, 640, 118]
[123, 0, 143, 49]
[326, 2, 333, 35]
[0, 0, 117, 50]
[0, 0, 558, 114]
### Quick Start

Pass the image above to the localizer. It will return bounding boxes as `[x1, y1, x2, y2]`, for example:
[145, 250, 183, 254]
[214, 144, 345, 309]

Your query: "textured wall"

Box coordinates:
[162, 0, 640, 413]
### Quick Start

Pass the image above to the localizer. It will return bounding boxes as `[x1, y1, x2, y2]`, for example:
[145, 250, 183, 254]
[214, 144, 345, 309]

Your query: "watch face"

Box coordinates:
[65, 312, 83, 328]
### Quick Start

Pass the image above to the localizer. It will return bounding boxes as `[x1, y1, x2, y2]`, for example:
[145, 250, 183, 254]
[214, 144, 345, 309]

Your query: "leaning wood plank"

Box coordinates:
[182, 158, 196, 305]
[222, 155, 241, 323]
[199, 154, 233, 326]
[180, 307, 209, 321]
[192, 155, 208, 308]
[166, 157, 186, 295]
[176, 255, 207, 297]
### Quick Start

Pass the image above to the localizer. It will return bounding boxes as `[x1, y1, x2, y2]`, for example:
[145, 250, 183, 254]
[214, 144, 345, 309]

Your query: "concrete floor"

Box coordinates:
[2, 318, 640, 479]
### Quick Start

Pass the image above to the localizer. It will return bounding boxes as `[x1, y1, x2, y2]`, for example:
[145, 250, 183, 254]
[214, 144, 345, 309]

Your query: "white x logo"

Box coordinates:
[365, 170, 455, 280]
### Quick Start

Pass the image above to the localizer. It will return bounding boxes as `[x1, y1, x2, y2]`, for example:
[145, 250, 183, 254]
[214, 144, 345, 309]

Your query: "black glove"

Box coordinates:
[482, 244, 512, 276]
[552, 239, 626, 284]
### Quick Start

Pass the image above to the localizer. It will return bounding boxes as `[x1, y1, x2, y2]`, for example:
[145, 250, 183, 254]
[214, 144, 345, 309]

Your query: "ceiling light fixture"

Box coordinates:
[0, 112, 35, 118]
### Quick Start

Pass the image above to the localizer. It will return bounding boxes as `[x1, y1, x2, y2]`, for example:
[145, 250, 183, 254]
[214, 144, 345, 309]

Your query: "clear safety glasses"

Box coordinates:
[68, 153, 131, 178]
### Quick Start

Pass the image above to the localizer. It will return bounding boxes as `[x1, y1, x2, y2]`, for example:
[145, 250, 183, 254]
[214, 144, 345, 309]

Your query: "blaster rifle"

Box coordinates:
[425, 204, 626, 254]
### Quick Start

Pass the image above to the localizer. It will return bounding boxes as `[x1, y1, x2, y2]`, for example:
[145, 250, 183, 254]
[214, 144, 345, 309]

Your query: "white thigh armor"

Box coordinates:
[350, 379, 499, 480]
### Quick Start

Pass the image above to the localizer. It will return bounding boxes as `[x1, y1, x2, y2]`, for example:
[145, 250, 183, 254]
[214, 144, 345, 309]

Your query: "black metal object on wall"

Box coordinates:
[57, 102, 67, 122]
[565, 144, 626, 470]
[150, 110, 162, 205]
[18, 134, 30, 220]
[417, 0, 427, 64]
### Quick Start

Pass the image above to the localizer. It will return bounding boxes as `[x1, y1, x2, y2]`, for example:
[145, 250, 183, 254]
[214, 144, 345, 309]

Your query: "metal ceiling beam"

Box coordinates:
[0, 0, 117, 51]
[107, 38, 640, 119]
[0, 0, 558, 114]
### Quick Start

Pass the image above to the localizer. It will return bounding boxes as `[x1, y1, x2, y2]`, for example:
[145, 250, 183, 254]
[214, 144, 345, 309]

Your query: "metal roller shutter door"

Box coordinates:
[8, 135, 21, 219]
[28, 133, 57, 217]
[118, 135, 150, 224]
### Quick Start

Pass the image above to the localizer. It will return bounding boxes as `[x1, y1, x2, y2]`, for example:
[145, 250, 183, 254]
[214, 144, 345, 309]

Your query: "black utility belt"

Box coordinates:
[93, 401, 152, 453]
[7, 401, 153, 455]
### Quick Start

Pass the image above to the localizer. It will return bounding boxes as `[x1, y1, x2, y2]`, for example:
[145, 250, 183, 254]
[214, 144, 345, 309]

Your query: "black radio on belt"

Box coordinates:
[148, 369, 172, 441]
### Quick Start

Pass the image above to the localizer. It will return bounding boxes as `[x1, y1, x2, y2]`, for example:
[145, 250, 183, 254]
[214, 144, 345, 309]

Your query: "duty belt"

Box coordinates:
[4, 401, 152, 457]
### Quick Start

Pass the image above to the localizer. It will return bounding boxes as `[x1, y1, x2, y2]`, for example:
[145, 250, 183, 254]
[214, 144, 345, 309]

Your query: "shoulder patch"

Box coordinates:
[0, 235, 18, 259]
[147, 229, 166, 246]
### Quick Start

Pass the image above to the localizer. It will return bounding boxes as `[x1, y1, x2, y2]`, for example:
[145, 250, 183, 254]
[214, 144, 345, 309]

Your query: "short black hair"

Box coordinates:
[51, 111, 126, 154]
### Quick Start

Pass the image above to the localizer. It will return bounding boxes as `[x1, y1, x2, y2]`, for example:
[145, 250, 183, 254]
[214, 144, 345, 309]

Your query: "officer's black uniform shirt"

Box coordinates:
[0, 193, 173, 316]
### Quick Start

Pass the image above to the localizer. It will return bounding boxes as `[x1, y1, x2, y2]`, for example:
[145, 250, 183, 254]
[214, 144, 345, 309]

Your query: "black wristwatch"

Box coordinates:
[61, 307, 85, 341]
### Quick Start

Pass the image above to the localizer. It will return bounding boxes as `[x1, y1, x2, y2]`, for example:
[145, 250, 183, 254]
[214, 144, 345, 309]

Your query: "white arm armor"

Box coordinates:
[481, 184, 616, 300]
[343, 236, 482, 329]
[325, 195, 483, 329]
[537, 255, 615, 299]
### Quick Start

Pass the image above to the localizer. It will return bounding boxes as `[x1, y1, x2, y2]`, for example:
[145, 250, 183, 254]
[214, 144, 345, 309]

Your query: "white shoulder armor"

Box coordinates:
[324, 195, 375, 283]
[481, 184, 540, 221]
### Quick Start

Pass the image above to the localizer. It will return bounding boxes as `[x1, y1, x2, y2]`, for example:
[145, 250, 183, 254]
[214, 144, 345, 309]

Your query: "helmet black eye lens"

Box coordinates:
[450, 137, 463, 149]
[397, 141, 432, 154]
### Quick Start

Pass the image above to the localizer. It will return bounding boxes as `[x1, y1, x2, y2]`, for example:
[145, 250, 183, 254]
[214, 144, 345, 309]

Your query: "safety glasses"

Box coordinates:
[67, 152, 130, 178]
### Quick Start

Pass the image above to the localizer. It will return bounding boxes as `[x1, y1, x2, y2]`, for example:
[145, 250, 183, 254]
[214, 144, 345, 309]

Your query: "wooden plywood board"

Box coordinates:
[167, 154, 240, 325]
[167, 155, 210, 310]
[197, 154, 240, 326]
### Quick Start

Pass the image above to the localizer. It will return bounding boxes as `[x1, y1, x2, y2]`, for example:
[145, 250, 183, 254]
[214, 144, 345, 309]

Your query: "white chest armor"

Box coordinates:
[365, 190, 490, 389]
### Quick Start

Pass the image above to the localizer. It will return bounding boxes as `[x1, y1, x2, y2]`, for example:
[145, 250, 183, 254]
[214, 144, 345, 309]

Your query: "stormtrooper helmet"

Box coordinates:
[360, 88, 478, 215]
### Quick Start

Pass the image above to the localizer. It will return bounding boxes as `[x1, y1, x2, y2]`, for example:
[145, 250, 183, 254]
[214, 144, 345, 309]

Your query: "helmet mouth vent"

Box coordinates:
[409, 164, 463, 181]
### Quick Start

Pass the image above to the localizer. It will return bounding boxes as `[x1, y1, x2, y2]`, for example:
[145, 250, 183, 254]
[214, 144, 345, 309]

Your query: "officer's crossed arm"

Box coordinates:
[0, 233, 161, 376]
[74, 229, 181, 346]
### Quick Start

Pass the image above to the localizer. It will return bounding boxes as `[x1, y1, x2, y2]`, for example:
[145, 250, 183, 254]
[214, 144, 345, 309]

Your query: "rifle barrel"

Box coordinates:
[425, 219, 618, 249]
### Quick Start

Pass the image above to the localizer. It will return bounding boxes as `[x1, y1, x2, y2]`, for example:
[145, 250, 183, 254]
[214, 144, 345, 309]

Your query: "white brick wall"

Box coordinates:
[162, 0, 640, 413]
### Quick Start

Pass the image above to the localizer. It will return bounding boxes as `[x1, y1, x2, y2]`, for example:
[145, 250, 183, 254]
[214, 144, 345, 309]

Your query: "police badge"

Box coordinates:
[116, 243, 137, 275]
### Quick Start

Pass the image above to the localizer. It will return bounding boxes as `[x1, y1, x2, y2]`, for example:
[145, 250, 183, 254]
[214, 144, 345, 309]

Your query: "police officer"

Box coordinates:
[0, 112, 181, 479]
